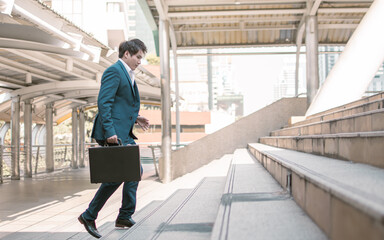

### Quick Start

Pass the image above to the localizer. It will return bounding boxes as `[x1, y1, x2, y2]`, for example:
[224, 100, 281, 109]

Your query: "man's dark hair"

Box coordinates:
[118, 39, 147, 58]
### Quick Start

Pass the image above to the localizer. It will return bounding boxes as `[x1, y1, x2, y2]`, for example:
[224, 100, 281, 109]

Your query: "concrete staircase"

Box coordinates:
[87, 150, 326, 240]
[250, 92, 384, 239]
[260, 93, 384, 169]
[71, 93, 383, 239]
[107, 93, 384, 240]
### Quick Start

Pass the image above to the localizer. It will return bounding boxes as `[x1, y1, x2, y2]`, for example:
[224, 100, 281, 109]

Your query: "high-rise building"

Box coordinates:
[43, 0, 156, 54]
[273, 55, 306, 100]
[318, 46, 384, 95]
[367, 63, 384, 95]
[172, 52, 243, 118]
[318, 46, 343, 85]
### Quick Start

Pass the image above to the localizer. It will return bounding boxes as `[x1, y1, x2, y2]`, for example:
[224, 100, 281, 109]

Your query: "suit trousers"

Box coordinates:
[82, 138, 141, 221]
[82, 180, 139, 220]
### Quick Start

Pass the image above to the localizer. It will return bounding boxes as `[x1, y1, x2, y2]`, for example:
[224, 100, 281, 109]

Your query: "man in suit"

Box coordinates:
[78, 39, 150, 239]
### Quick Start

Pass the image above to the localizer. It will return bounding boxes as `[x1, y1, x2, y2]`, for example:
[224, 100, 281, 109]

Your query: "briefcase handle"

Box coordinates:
[104, 138, 123, 146]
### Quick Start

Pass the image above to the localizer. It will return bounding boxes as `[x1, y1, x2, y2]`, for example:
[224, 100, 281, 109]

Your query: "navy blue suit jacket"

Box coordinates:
[91, 60, 140, 144]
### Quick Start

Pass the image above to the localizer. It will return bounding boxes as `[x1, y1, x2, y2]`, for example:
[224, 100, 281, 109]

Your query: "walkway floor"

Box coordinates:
[0, 157, 231, 240]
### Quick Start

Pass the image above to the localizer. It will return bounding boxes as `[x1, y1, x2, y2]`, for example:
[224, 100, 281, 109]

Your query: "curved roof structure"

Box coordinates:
[0, 0, 375, 124]
[142, 0, 373, 49]
[0, 0, 160, 124]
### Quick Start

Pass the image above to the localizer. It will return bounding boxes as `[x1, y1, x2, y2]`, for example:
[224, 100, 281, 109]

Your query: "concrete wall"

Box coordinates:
[168, 97, 308, 181]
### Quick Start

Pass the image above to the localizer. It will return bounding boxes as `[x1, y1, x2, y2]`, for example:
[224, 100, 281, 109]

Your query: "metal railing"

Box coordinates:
[147, 143, 188, 176]
[0, 142, 188, 182]
[0, 143, 97, 182]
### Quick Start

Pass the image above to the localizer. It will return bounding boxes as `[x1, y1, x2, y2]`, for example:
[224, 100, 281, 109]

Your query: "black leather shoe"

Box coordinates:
[78, 214, 102, 238]
[115, 217, 136, 228]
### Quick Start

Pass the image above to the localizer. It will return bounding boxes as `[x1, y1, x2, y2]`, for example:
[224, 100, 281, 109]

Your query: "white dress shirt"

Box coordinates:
[119, 58, 134, 86]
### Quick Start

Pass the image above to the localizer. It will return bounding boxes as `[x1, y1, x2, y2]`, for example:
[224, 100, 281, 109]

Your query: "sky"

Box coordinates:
[232, 54, 286, 116]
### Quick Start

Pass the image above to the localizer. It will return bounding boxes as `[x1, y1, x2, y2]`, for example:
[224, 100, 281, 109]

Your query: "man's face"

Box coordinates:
[124, 50, 144, 70]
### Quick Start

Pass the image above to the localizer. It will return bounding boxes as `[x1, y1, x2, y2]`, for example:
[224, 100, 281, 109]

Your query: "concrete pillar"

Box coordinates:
[159, 19, 172, 183]
[306, 0, 384, 116]
[45, 103, 54, 172]
[305, 15, 319, 106]
[72, 108, 78, 169]
[24, 100, 33, 178]
[79, 107, 85, 168]
[11, 97, 20, 180]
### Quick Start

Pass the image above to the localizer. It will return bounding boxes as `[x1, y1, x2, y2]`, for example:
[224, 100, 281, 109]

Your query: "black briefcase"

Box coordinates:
[88, 144, 141, 183]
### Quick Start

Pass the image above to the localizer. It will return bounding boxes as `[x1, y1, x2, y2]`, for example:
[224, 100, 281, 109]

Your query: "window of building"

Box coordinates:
[51, 0, 83, 26]
[106, 2, 123, 13]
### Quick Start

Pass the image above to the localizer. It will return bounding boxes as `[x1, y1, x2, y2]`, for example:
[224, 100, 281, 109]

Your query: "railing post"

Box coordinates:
[63, 145, 67, 163]
[72, 108, 78, 169]
[35, 146, 40, 174]
[79, 107, 85, 168]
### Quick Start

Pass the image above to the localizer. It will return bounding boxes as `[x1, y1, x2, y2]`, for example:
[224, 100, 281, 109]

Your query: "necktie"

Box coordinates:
[129, 70, 134, 86]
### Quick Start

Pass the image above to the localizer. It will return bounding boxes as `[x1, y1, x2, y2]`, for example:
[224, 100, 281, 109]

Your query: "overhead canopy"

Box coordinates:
[143, 0, 373, 49]
[0, 0, 160, 124]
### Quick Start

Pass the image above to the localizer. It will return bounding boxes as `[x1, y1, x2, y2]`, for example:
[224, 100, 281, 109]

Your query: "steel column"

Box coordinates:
[207, 49, 213, 110]
[71, 108, 78, 169]
[170, 28, 180, 147]
[45, 103, 54, 172]
[305, 15, 319, 106]
[79, 107, 85, 168]
[24, 100, 33, 177]
[11, 97, 20, 180]
[159, 19, 172, 183]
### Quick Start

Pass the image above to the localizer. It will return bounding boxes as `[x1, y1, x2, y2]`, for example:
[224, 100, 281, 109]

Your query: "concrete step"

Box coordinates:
[272, 108, 384, 137]
[290, 93, 384, 128]
[248, 143, 384, 240]
[106, 189, 193, 240]
[261, 131, 384, 168]
[115, 176, 226, 240]
[96, 200, 163, 240]
[306, 92, 384, 119]
[211, 149, 326, 240]
[153, 177, 226, 240]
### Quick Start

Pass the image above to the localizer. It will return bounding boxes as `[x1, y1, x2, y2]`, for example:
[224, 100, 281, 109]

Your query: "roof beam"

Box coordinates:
[0, 55, 61, 81]
[168, 8, 306, 17]
[175, 25, 297, 33]
[310, 0, 323, 16]
[10, 80, 100, 101]
[175, 23, 358, 33]
[172, 16, 302, 25]
[317, 7, 369, 13]
[296, 0, 323, 46]
[12, 3, 101, 62]
[165, 0, 307, 5]
[171, 15, 361, 25]
[318, 24, 358, 29]
[0, 62, 56, 83]
[0, 76, 26, 88]
[154, 0, 169, 20]
[6, 49, 96, 81]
